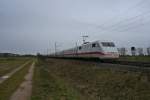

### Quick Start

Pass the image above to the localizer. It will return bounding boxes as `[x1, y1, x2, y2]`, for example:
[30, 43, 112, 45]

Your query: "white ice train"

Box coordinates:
[56, 40, 119, 59]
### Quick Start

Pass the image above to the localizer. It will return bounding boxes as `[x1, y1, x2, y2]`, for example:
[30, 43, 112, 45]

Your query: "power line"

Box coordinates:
[86, 0, 150, 35]
[104, 11, 150, 32]
[91, 7, 150, 35]
[94, 0, 147, 30]
[114, 17, 150, 33]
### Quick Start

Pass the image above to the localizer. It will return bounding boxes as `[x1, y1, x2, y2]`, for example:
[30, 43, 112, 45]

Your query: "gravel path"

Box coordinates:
[10, 62, 35, 100]
[0, 61, 30, 84]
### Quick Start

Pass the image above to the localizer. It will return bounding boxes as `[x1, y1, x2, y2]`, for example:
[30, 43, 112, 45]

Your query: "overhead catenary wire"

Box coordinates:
[86, 0, 150, 35]
[90, 8, 150, 35]
[96, 0, 147, 29]
[102, 11, 150, 33]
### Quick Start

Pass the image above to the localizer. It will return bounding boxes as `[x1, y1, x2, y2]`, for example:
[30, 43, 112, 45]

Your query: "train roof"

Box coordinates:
[82, 40, 115, 45]
[93, 40, 114, 42]
[54, 40, 116, 54]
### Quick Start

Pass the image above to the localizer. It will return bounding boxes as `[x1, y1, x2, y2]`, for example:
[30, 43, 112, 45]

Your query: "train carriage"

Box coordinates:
[56, 40, 119, 59]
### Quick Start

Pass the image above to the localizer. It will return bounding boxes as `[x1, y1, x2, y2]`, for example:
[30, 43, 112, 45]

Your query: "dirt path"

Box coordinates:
[10, 62, 35, 100]
[0, 61, 30, 84]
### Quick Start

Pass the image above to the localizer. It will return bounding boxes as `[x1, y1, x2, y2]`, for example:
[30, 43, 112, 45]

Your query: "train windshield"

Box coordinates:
[101, 42, 115, 47]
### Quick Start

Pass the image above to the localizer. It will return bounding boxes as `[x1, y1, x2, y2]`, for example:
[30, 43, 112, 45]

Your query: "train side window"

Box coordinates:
[102, 42, 115, 47]
[79, 46, 82, 50]
[92, 43, 96, 48]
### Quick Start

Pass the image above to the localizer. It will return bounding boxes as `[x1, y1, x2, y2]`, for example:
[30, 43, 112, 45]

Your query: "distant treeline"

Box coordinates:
[0, 53, 35, 57]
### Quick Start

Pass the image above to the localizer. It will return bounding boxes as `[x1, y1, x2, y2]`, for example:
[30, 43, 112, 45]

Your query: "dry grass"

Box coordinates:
[31, 59, 82, 100]
[42, 58, 150, 100]
[0, 60, 32, 100]
[119, 56, 150, 62]
[0, 57, 30, 76]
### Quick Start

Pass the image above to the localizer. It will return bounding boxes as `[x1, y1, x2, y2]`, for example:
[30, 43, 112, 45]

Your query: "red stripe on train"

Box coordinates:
[63, 52, 105, 55]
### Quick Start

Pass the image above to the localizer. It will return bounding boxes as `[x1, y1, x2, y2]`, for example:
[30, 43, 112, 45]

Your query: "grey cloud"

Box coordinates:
[0, 0, 150, 54]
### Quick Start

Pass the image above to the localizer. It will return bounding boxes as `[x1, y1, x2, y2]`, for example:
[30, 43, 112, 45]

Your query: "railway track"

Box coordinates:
[101, 60, 150, 68]
[99, 60, 150, 81]
[48, 56, 150, 68]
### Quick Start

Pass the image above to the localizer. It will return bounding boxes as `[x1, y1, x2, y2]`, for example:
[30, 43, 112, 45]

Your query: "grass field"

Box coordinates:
[0, 60, 32, 100]
[119, 56, 150, 62]
[31, 58, 150, 100]
[0, 57, 30, 77]
[31, 59, 83, 100]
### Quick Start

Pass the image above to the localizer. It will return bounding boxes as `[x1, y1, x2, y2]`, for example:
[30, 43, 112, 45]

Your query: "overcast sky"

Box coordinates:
[0, 0, 150, 54]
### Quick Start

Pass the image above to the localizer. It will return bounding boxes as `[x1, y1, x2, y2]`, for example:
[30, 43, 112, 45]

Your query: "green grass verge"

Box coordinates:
[0, 61, 32, 100]
[0, 57, 31, 77]
[119, 56, 150, 62]
[31, 59, 82, 100]
[43, 58, 150, 100]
